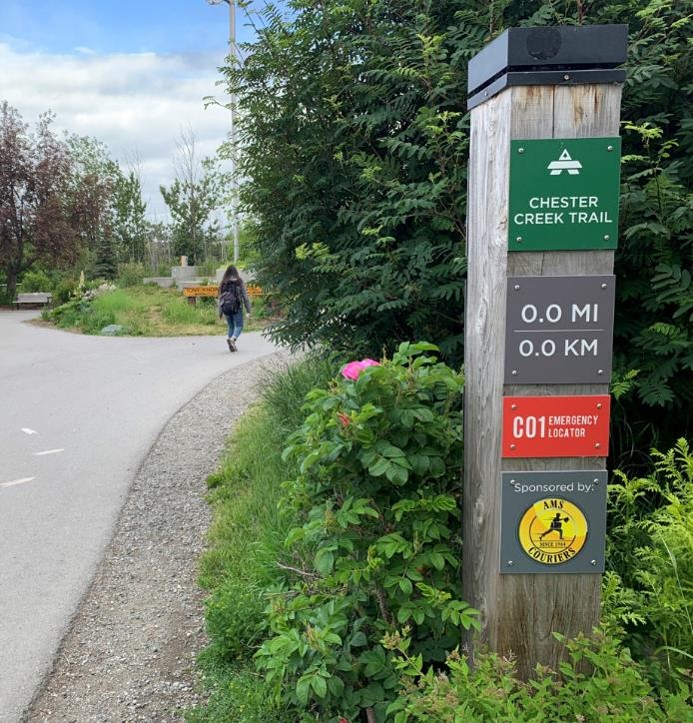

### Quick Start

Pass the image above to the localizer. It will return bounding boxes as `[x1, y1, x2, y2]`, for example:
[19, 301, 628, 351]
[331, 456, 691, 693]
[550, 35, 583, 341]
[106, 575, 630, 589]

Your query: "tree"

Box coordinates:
[113, 161, 150, 264]
[160, 128, 225, 265]
[65, 134, 120, 279]
[0, 102, 82, 299]
[67, 137, 153, 271]
[222, 0, 475, 361]
[223, 0, 691, 452]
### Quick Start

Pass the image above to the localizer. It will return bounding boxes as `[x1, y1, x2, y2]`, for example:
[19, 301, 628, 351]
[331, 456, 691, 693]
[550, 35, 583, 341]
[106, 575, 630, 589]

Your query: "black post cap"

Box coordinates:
[468, 25, 628, 110]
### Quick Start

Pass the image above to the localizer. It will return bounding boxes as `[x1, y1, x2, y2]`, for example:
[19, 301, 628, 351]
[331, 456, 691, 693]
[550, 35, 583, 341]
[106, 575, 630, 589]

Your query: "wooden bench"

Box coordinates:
[14, 292, 52, 309]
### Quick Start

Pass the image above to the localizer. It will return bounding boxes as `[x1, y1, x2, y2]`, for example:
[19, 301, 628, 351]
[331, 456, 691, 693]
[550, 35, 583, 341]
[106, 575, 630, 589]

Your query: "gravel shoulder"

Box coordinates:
[26, 350, 290, 723]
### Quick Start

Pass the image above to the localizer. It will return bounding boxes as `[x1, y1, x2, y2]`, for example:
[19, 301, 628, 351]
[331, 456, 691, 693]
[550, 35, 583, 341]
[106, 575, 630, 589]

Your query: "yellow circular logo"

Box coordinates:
[518, 498, 588, 565]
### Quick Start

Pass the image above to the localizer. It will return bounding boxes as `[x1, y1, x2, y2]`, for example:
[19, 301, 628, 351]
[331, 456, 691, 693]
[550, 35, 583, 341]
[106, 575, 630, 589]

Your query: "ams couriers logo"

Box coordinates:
[517, 498, 588, 564]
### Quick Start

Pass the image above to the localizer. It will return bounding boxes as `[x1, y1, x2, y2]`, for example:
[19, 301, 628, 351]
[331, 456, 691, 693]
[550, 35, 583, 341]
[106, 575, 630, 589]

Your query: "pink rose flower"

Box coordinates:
[341, 358, 380, 380]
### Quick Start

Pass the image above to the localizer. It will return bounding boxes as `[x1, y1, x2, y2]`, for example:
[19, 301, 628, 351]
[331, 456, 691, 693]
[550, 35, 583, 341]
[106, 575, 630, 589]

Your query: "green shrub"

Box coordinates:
[19, 269, 52, 292]
[52, 277, 79, 305]
[45, 298, 86, 327]
[603, 439, 693, 688]
[254, 343, 478, 721]
[387, 630, 690, 722]
[46, 291, 121, 334]
[117, 261, 146, 287]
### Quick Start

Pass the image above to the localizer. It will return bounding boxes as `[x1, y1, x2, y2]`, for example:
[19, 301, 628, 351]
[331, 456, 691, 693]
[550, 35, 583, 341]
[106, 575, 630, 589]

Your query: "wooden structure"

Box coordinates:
[14, 292, 52, 309]
[183, 285, 218, 305]
[462, 26, 627, 678]
[182, 284, 263, 305]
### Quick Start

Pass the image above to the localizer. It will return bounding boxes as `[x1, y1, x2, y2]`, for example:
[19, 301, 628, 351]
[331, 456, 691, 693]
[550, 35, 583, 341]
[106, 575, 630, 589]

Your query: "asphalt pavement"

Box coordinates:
[0, 311, 277, 722]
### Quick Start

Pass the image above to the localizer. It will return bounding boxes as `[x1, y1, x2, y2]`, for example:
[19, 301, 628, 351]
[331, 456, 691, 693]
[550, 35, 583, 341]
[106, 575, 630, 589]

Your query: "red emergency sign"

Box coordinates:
[502, 395, 610, 458]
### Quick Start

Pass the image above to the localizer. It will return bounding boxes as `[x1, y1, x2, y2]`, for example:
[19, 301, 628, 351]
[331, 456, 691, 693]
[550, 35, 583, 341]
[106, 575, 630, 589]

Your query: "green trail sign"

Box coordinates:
[508, 137, 621, 251]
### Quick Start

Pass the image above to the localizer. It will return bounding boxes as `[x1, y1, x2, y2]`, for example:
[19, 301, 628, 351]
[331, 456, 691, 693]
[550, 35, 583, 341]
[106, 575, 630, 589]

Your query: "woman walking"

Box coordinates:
[217, 265, 251, 352]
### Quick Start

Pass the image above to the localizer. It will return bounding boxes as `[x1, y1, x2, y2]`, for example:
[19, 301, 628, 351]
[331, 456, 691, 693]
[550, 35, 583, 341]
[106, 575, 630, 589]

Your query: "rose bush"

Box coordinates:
[341, 359, 380, 381]
[254, 342, 478, 722]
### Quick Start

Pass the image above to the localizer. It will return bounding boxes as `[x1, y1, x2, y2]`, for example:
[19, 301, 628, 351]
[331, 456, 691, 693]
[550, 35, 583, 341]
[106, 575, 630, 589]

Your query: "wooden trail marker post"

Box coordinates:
[462, 25, 627, 678]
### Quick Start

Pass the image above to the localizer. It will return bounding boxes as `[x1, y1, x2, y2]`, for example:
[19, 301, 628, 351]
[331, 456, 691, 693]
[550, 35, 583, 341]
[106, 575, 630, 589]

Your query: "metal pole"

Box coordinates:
[208, 0, 239, 263]
[228, 0, 239, 263]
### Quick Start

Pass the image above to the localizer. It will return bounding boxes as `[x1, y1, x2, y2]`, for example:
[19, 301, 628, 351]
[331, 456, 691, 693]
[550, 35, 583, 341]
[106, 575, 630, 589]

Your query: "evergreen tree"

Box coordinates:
[114, 169, 149, 263]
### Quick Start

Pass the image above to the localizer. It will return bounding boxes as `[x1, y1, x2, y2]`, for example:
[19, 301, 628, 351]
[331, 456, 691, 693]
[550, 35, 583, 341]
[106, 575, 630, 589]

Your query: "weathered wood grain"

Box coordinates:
[463, 83, 622, 679]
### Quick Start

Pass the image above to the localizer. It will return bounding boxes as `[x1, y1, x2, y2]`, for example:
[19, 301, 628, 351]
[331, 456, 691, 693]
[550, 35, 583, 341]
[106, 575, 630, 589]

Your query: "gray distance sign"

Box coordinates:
[505, 275, 615, 384]
[500, 470, 607, 574]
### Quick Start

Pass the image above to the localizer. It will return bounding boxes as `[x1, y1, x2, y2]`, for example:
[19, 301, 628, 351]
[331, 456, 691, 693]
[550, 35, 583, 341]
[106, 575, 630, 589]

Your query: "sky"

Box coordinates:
[0, 0, 284, 220]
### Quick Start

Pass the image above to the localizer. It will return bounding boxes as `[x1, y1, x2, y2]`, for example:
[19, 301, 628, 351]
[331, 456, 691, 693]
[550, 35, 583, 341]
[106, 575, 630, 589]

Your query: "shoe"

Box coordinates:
[227, 337, 237, 352]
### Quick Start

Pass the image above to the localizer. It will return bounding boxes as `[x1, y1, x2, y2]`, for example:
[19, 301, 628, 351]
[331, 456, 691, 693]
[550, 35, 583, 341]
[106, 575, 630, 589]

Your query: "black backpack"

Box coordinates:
[219, 280, 243, 315]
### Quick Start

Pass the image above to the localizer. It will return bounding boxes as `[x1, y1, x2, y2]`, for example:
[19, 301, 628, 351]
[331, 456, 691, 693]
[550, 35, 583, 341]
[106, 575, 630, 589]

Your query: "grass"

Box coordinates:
[188, 355, 338, 722]
[44, 284, 270, 337]
[190, 405, 293, 722]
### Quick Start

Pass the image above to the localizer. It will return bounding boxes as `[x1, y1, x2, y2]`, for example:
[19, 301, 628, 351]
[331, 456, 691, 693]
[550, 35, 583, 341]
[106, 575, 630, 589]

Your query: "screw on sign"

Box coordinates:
[502, 395, 611, 458]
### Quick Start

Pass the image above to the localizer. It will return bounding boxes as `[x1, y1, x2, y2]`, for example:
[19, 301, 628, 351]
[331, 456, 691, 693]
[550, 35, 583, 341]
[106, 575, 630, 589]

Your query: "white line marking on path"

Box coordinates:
[21, 428, 39, 435]
[1, 477, 36, 488]
[32, 448, 64, 457]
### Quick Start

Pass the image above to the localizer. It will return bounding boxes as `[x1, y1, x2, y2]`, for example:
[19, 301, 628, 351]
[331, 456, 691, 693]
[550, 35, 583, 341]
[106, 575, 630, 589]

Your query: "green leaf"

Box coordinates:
[350, 631, 368, 647]
[311, 674, 327, 699]
[369, 456, 391, 477]
[315, 548, 335, 575]
[295, 677, 311, 705]
[399, 577, 413, 594]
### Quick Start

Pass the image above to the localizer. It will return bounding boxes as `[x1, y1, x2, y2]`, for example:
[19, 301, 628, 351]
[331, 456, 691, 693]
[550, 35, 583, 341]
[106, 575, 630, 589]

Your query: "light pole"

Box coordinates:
[208, 0, 239, 263]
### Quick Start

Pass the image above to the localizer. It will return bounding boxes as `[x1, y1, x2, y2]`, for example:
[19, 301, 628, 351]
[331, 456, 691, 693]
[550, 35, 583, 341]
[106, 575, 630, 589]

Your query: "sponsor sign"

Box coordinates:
[508, 138, 621, 251]
[500, 470, 607, 574]
[502, 395, 610, 458]
[505, 275, 615, 384]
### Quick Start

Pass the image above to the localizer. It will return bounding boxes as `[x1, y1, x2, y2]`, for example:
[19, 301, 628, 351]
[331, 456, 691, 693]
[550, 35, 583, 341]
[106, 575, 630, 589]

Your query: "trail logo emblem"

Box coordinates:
[517, 498, 588, 565]
[547, 149, 582, 176]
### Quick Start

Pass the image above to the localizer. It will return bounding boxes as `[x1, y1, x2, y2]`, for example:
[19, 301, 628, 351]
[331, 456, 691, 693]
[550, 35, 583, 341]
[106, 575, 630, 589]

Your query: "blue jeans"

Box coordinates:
[225, 310, 244, 339]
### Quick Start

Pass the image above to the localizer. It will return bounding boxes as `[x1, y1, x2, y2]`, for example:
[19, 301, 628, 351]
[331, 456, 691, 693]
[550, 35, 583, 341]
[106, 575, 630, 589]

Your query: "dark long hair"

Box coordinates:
[221, 265, 240, 286]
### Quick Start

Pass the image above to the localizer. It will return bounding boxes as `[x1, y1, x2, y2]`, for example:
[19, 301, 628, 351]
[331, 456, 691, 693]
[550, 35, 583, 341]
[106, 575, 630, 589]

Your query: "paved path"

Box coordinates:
[0, 311, 277, 722]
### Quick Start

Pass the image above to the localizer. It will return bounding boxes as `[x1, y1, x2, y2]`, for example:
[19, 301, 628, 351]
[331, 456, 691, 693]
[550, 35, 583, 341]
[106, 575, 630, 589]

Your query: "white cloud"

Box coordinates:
[0, 43, 231, 220]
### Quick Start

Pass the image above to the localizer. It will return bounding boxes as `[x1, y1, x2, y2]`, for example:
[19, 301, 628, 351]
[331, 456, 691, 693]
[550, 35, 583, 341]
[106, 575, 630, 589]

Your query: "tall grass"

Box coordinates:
[162, 298, 218, 327]
[190, 355, 337, 722]
[260, 353, 337, 436]
[46, 285, 268, 336]
[92, 288, 138, 314]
